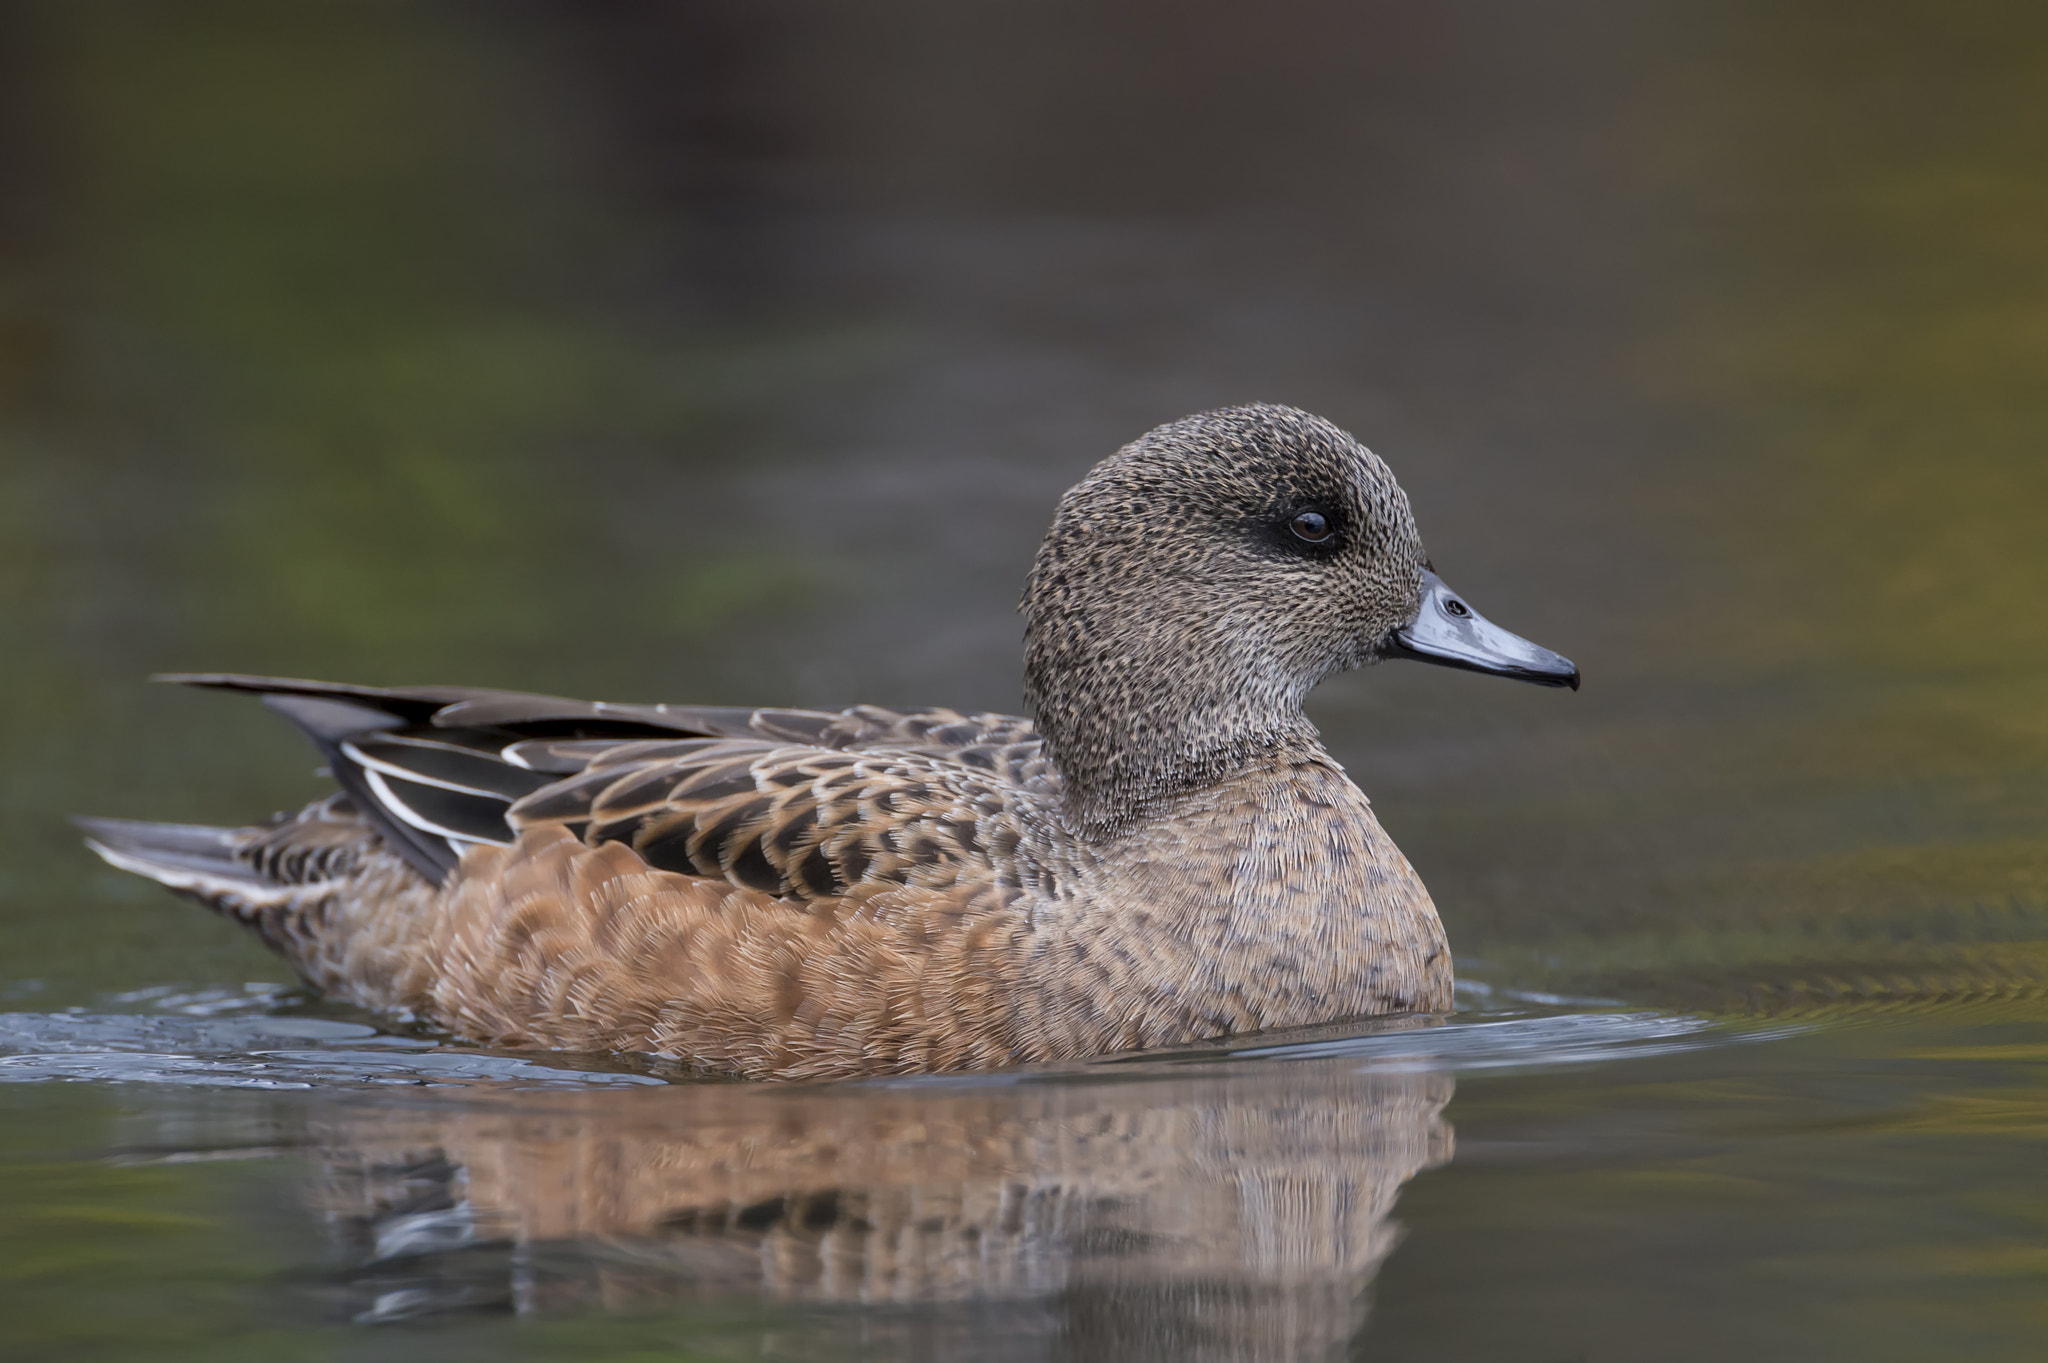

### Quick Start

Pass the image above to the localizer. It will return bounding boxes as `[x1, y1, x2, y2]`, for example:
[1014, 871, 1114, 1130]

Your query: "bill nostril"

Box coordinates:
[1443, 599, 1470, 619]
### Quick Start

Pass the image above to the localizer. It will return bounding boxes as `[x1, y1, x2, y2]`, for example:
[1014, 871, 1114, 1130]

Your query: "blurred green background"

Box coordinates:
[4, 0, 2045, 1011]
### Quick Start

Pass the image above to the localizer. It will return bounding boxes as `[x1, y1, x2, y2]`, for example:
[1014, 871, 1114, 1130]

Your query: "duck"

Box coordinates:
[80, 404, 1577, 1081]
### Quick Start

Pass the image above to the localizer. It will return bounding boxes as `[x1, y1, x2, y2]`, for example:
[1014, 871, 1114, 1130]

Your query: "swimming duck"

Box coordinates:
[81, 404, 1576, 1080]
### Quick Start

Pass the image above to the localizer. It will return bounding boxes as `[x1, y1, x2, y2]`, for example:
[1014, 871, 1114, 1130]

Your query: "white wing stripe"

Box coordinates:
[341, 740, 514, 800]
[360, 768, 496, 848]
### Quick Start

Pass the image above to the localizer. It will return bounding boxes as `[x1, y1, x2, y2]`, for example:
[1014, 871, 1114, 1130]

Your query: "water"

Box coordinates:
[3, 2, 2047, 1359]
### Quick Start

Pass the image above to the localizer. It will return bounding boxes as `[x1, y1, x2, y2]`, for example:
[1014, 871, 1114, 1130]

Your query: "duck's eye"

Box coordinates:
[1288, 510, 1334, 544]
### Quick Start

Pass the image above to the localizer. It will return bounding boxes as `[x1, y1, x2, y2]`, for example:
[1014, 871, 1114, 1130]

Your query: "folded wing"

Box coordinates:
[161, 674, 1060, 902]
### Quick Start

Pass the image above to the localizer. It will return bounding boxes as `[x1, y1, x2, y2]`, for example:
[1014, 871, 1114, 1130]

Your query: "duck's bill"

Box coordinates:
[1388, 569, 1580, 690]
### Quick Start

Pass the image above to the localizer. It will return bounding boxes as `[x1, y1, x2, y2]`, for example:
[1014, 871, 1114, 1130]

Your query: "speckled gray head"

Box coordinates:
[1023, 403, 1576, 834]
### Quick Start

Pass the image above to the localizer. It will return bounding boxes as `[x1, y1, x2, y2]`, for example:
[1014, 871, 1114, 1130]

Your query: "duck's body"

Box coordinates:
[83, 406, 1573, 1080]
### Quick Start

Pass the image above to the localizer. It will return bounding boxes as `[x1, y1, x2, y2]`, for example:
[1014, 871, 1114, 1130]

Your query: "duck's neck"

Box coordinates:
[1023, 608, 1323, 839]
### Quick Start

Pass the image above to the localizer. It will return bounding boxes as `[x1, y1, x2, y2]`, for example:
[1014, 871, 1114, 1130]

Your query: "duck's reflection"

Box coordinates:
[305, 1059, 1453, 1360]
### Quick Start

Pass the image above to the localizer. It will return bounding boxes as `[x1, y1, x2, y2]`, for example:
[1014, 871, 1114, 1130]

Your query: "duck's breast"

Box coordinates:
[1031, 761, 1452, 1049]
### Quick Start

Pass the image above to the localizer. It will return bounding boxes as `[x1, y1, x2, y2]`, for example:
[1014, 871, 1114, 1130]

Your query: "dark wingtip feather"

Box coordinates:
[150, 674, 476, 725]
[154, 671, 358, 693]
[262, 694, 406, 743]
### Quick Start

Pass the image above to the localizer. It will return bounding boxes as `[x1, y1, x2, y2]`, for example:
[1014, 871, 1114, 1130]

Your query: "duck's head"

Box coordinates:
[1023, 403, 1576, 835]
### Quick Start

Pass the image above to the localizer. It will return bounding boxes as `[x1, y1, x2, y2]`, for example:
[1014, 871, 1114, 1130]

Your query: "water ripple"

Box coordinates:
[0, 1011, 664, 1089]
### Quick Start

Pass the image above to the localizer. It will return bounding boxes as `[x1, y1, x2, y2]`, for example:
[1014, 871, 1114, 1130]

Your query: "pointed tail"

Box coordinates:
[77, 817, 294, 923]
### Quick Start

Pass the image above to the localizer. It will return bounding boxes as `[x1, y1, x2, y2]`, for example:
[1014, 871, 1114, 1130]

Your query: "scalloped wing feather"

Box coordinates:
[165, 676, 1054, 887]
[507, 739, 1065, 905]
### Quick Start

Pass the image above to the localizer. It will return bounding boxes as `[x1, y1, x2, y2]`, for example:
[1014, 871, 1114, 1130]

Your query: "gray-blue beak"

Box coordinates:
[1390, 569, 1580, 690]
